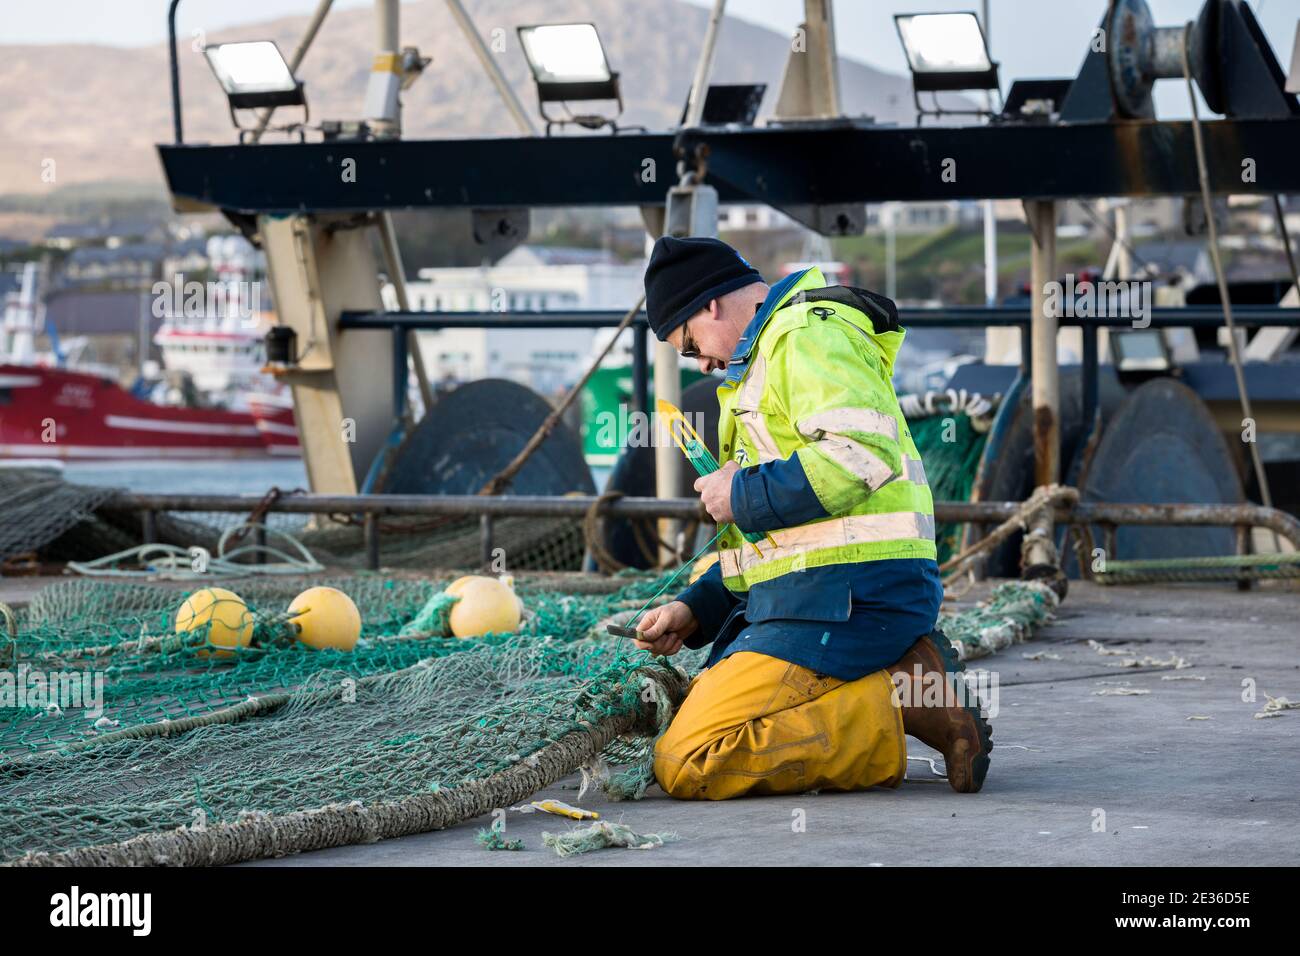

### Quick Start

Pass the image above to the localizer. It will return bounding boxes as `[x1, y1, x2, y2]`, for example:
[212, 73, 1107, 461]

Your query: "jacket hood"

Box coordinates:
[724, 267, 907, 383]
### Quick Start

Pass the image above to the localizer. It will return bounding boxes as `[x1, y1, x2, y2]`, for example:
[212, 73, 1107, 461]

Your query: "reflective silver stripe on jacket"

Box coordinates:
[719, 511, 936, 577]
[733, 353, 783, 463]
[901, 456, 928, 486]
[797, 406, 899, 442]
[808, 437, 895, 491]
[796, 406, 901, 491]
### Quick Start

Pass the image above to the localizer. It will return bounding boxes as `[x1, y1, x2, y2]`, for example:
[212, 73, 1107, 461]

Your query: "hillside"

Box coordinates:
[0, 0, 918, 195]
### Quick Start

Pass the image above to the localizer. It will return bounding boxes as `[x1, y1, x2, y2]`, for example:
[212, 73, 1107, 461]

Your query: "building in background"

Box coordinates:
[389, 244, 645, 396]
[44, 218, 169, 251]
[60, 243, 163, 287]
[719, 204, 792, 232]
[41, 288, 154, 374]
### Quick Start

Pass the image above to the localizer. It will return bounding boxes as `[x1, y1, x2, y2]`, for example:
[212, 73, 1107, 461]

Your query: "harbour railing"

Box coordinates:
[108, 493, 1300, 576]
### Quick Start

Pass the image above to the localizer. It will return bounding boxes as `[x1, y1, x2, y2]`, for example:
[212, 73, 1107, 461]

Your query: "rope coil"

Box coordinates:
[65, 523, 324, 580]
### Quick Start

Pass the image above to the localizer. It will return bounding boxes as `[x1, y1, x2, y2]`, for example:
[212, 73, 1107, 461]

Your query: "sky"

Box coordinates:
[3, 0, 1296, 119]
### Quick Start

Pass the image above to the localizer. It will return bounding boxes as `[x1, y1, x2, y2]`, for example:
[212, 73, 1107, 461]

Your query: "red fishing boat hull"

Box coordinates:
[247, 393, 302, 456]
[0, 364, 299, 460]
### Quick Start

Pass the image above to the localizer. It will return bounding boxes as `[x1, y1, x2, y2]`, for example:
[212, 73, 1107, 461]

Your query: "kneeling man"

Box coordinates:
[634, 237, 992, 799]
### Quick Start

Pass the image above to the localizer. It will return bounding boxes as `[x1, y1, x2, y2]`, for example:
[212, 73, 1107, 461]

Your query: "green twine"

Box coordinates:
[1094, 551, 1300, 585]
[398, 591, 461, 637]
[542, 821, 677, 858]
[624, 528, 725, 630]
[191, 775, 217, 827]
[600, 764, 656, 801]
[0, 568, 1066, 865]
[941, 581, 1059, 660]
[476, 816, 523, 851]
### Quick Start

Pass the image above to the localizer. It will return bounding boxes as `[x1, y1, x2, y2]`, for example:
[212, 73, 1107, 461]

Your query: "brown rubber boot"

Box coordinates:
[887, 629, 993, 793]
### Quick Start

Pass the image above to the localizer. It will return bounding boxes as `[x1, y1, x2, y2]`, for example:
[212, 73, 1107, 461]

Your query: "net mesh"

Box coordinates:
[908, 413, 988, 564]
[0, 570, 1053, 865]
[0, 571, 698, 861]
[0, 468, 588, 573]
[298, 515, 587, 572]
[0, 469, 120, 566]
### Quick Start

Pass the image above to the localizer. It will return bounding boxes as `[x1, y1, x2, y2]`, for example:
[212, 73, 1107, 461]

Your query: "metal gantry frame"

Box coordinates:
[158, 0, 1300, 575]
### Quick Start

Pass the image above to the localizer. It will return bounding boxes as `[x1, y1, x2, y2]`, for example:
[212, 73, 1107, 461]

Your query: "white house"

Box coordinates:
[385, 245, 645, 395]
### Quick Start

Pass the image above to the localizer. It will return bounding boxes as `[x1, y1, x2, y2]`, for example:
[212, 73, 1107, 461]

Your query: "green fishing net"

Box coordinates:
[0, 570, 702, 863]
[0, 566, 1051, 865]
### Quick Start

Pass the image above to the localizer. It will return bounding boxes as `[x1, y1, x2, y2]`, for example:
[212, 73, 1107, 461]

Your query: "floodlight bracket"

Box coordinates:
[229, 84, 310, 143]
[911, 85, 1001, 126]
[198, 34, 310, 141]
[535, 74, 626, 136]
[679, 83, 766, 127]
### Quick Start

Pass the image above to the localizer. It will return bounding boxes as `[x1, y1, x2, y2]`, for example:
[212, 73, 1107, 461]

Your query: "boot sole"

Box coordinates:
[925, 628, 994, 793]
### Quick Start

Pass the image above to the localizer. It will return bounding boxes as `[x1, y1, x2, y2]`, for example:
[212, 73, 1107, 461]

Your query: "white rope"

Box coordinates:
[898, 388, 996, 422]
[66, 523, 324, 580]
[906, 755, 947, 779]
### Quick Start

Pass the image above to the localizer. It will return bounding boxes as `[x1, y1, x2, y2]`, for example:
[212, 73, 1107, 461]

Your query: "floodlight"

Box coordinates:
[203, 40, 307, 134]
[897, 13, 992, 75]
[894, 12, 1000, 124]
[1000, 79, 1073, 123]
[517, 23, 623, 135]
[1110, 329, 1174, 376]
[679, 83, 767, 127]
[519, 23, 610, 83]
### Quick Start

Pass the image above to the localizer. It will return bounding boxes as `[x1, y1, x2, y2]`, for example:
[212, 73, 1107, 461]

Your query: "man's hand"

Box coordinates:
[632, 601, 698, 657]
[694, 460, 739, 525]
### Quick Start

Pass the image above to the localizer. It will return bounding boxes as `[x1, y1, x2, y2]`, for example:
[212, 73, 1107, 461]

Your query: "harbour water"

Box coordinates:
[64, 459, 310, 495]
[59, 459, 612, 495]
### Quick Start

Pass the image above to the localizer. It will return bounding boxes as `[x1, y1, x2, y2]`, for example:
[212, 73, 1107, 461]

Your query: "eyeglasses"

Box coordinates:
[679, 320, 700, 359]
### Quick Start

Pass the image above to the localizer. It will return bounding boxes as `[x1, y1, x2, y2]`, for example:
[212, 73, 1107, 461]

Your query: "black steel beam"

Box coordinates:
[157, 135, 685, 214]
[342, 311, 650, 329]
[157, 118, 1300, 214]
[338, 305, 1300, 331]
[683, 119, 1300, 205]
[168, 0, 183, 144]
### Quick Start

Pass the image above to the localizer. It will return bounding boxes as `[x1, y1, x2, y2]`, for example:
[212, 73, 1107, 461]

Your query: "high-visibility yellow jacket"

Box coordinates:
[676, 266, 942, 680]
[716, 266, 937, 592]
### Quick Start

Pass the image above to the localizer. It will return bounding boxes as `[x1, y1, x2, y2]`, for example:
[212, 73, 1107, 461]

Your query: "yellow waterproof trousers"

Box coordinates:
[653, 651, 907, 800]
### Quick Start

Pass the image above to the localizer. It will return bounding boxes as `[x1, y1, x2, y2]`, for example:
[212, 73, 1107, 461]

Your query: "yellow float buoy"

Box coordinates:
[176, 587, 253, 659]
[287, 586, 362, 651]
[448, 575, 522, 638]
[445, 575, 479, 598]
